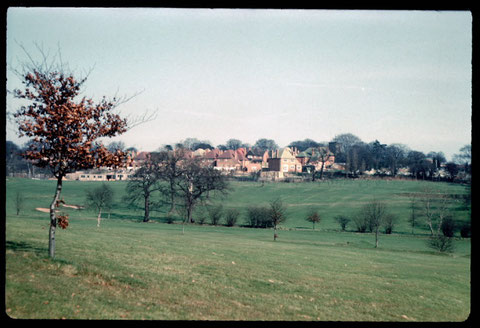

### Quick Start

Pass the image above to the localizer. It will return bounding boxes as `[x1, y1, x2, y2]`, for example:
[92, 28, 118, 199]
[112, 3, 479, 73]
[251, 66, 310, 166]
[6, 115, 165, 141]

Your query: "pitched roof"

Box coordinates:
[218, 149, 236, 159]
[276, 147, 296, 159]
[204, 148, 221, 159]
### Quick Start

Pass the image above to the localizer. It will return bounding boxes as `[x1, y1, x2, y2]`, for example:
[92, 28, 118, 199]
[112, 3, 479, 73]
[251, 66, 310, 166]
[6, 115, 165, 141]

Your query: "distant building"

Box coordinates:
[267, 147, 302, 173]
[214, 150, 240, 171]
[66, 168, 135, 181]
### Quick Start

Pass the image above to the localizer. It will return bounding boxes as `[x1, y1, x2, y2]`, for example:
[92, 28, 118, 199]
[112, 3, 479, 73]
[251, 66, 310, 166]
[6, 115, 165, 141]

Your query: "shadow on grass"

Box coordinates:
[6, 240, 47, 255]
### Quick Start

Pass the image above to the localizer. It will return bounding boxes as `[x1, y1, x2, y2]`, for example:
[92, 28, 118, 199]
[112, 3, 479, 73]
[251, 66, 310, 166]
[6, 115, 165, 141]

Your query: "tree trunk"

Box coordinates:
[144, 193, 150, 222]
[427, 220, 435, 236]
[375, 227, 379, 248]
[49, 176, 63, 258]
[274, 224, 278, 241]
[168, 181, 176, 214]
[97, 208, 102, 227]
[187, 203, 193, 223]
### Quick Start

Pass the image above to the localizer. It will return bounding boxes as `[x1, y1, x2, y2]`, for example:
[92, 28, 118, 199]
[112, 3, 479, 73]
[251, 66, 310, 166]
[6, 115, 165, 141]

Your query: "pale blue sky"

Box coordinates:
[6, 8, 472, 160]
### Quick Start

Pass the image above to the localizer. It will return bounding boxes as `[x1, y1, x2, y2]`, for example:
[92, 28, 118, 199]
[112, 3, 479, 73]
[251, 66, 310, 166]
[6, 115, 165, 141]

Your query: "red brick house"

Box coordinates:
[214, 150, 241, 171]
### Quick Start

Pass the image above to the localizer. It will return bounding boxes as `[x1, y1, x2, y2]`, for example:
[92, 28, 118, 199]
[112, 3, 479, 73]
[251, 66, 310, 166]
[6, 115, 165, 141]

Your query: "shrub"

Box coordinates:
[335, 215, 351, 231]
[441, 217, 456, 237]
[427, 234, 455, 253]
[245, 205, 272, 228]
[383, 213, 397, 234]
[207, 204, 223, 226]
[352, 214, 368, 233]
[460, 222, 471, 238]
[225, 208, 240, 227]
[195, 206, 208, 225]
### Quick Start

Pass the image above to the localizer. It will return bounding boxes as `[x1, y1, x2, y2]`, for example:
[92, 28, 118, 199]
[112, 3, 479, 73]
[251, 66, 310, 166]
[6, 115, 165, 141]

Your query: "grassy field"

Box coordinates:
[5, 177, 471, 321]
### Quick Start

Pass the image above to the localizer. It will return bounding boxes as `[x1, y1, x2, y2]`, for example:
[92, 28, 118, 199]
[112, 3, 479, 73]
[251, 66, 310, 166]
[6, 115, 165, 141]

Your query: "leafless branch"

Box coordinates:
[125, 108, 159, 129]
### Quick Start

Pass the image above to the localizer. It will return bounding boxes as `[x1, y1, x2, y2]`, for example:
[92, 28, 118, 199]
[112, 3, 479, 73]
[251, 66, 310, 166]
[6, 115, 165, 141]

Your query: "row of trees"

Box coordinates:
[55, 178, 467, 254]
[330, 134, 471, 181]
[123, 149, 229, 234]
[81, 179, 288, 242]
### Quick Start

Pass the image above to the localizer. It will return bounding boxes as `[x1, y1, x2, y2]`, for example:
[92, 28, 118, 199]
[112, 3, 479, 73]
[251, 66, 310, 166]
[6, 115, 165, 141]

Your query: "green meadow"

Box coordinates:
[5, 177, 471, 321]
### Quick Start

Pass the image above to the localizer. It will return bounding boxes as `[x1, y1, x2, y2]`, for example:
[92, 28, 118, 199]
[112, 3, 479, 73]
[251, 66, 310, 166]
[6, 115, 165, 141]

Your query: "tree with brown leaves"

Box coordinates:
[13, 54, 129, 258]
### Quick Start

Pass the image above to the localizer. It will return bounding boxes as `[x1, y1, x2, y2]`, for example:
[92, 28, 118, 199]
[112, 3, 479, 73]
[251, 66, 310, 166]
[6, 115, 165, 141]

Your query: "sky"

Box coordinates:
[6, 8, 472, 160]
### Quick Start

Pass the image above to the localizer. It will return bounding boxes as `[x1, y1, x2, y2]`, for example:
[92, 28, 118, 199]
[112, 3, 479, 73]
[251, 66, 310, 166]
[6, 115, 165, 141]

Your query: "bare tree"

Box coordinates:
[420, 188, 451, 236]
[334, 215, 351, 231]
[85, 183, 114, 227]
[154, 148, 189, 214]
[408, 193, 418, 235]
[420, 189, 456, 253]
[269, 198, 287, 241]
[107, 141, 126, 152]
[312, 147, 333, 180]
[124, 154, 163, 222]
[174, 158, 229, 234]
[386, 144, 408, 176]
[359, 200, 388, 248]
[14, 191, 24, 215]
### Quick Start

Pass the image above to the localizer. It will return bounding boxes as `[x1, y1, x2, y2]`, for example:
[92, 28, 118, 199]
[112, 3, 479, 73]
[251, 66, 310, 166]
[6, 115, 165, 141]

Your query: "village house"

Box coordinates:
[204, 148, 222, 163]
[246, 148, 270, 170]
[214, 149, 241, 171]
[267, 147, 303, 173]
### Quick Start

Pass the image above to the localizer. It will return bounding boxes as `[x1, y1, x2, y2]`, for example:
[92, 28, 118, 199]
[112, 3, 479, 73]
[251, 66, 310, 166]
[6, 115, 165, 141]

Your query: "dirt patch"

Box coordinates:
[36, 204, 83, 213]
[62, 204, 84, 210]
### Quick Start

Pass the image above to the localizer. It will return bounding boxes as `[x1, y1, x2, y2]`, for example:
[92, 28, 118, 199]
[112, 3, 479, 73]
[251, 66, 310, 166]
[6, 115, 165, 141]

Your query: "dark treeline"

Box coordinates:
[325, 133, 471, 182]
[6, 133, 471, 182]
[5, 140, 52, 178]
